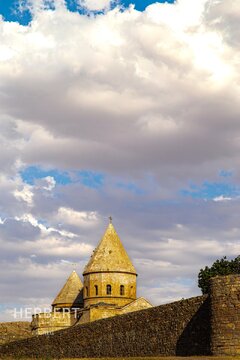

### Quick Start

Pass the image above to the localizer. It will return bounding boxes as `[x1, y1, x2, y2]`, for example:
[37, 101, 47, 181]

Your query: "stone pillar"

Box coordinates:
[210, 275, 240, 356]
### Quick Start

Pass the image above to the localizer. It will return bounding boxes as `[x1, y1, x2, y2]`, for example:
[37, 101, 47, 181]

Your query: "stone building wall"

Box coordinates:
[31, 311, 72, 335]
[120, 297, 152, 314]
[83, 272, 137, 307]
[0, 322, 32, 345]
[1, 274, 240, 358]
[89, 306, 120, 322]
[0, 295, 211, 358]
[210, 274, 240, 356]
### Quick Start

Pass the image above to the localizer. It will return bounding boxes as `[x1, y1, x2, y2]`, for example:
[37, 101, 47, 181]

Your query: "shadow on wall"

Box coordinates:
[176, 296, 211, 356]
[72, 288, 84, 307]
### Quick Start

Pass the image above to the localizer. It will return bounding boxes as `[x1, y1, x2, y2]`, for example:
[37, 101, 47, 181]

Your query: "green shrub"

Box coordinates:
[198, 255, 240, 294]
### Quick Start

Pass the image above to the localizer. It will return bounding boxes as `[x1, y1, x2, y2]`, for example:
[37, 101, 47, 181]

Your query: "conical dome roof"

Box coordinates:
[83, 222, 137, 275]
[52, 270, 83, 307]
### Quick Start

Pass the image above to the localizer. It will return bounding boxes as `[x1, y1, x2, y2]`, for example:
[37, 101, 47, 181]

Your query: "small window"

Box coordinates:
[86, 286, 88, 297]
[120, 285, 125, 296]
[106, 284, 112, 295]
[95, 285, 98, 296]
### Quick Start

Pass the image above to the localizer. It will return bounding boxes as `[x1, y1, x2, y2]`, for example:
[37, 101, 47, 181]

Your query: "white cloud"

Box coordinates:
[0, 0, 237, 181]
[0, 0, 240, 321]
[41, 176, 56, 191]
[79, 0, 113, 11]
[146, 0, 208, 30]
[213, 195, 232, 202]
[15, 213, 77, 238]
[139, 282, 198, 306]
[13, 185, 34, 205]
[56, 208, 99, 227]
[24, 236, 93, 257]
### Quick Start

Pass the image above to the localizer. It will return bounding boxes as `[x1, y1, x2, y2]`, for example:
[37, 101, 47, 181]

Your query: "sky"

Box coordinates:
[0, 0, 240, 322]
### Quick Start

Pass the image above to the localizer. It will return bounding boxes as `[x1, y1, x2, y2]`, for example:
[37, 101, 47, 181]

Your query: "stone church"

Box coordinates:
[32, 220, 152, 334]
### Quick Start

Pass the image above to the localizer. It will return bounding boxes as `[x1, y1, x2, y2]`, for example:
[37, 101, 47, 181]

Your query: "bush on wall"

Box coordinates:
[198, 255, 240, 294]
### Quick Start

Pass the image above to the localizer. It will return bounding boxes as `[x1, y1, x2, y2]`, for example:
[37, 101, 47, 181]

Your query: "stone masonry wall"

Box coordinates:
[0, 295, 210, 358]
[0, 322, 32, 345]
[210, 275, 240, 356]
[1, 275, 240, 358]
[32, 311, 72, 335]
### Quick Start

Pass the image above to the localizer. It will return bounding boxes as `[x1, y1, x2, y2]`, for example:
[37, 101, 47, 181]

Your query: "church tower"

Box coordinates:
[52, 270, 83, 310]
[83, 219, 137, 308]
[31, 219, 152, 334]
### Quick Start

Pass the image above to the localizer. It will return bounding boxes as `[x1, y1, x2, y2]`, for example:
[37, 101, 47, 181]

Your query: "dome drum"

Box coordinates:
[84, 271, 137, 307]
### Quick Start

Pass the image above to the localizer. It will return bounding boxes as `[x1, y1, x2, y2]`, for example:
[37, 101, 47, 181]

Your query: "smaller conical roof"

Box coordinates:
[83, 222, 137, 275]
[52, 270, 83, 307]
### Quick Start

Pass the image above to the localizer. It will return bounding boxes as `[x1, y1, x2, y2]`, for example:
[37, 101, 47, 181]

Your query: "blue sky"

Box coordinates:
[0, 0, 175, 25]
[20, 166, 72, 185]
[20, 166, 147, 194]
[20, 165, 238, 200]
[181, 181, 239, 200]
[21, 166, 106, 189]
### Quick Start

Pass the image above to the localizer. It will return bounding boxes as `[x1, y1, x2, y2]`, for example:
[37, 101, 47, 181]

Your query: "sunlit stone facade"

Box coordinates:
[31, 221, 152, 335]
[83, 222, 137, 308]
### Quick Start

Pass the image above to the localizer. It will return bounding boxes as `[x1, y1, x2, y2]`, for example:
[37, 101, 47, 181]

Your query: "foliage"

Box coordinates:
[198, 255, 240, 294]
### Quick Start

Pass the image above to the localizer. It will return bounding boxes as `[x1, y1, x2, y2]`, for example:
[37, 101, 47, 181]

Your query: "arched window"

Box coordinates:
[86, 286, 88, 297]
[95, 285, 98, 296]
[120, 285, 125, 296]
[106, 284, 112, 295]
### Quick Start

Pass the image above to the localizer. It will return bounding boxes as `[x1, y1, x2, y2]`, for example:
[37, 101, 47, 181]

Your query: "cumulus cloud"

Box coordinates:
[79, 0, 114, 11]
[0, 0, 240, 321]
[40, 176, 56, 191]
[56, 208, 99, 227]
[0, 0, 238, 183]
[213, 195, 232, 202]
[13, 185, 34, 205]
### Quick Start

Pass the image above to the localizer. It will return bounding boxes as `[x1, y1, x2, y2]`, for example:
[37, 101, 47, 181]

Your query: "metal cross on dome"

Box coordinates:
[109, 216, 112, 224]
